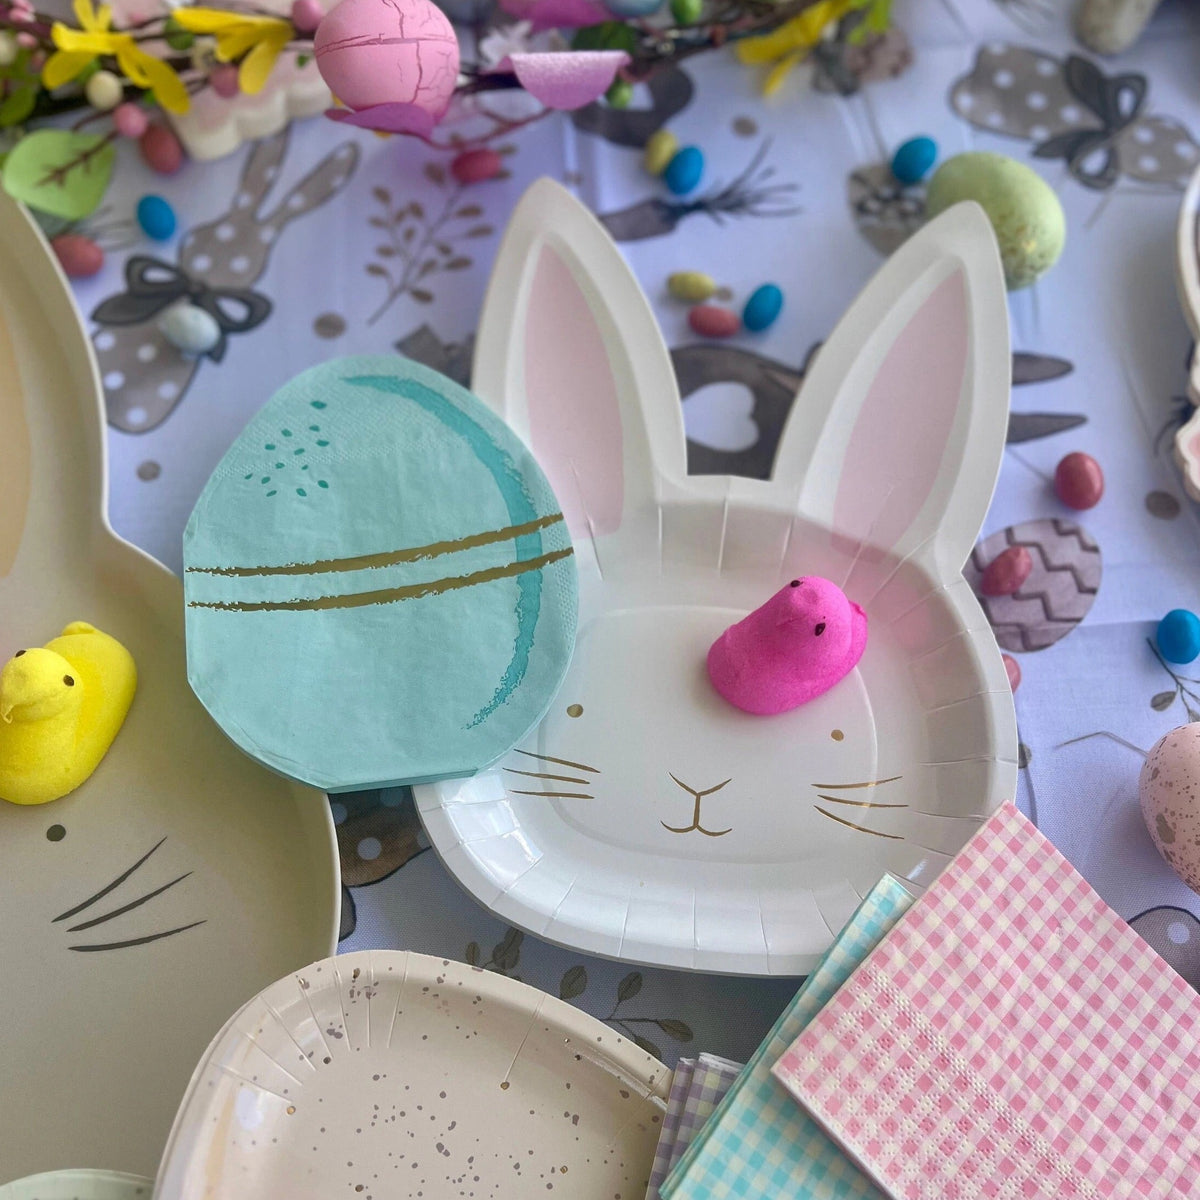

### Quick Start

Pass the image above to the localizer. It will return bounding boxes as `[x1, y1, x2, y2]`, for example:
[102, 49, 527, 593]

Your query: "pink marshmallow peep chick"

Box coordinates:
[707, 577, 868, 715]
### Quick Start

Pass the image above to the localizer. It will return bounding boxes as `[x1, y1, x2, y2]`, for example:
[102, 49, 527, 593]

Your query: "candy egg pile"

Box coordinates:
[668, 272, 785, 339]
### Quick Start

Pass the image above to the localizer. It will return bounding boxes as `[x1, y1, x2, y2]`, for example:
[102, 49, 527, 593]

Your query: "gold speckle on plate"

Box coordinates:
[286, 1105, 296, 1114]
[567, 704, 583, 718]
[831, 729, 844, 741]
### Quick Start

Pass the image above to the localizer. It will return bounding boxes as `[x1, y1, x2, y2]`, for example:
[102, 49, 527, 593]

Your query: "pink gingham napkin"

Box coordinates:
[772, 804, 1200, 1200]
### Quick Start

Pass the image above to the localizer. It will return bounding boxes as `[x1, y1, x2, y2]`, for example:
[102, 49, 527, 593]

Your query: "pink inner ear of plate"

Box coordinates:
[1187, 425, 1200, 462]
[500, 52, 630, 111]
[832, 269, 968, 555]
[524, 245, 623, 536]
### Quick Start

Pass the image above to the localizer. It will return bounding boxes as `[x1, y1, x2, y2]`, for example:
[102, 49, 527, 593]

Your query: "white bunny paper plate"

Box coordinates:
[416, 181, 1018, 976]
[155, 951, 669, 1199]
[0, 191, 338, 1181]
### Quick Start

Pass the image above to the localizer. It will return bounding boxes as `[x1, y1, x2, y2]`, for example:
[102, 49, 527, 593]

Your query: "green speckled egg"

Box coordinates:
[925, 152, 1065, 290]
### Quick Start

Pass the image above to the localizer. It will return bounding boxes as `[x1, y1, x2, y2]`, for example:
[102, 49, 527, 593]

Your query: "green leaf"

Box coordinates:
[366, 263, 388, 277]
[559, 965, 588, 1000]
[1152, 691, 1176, 712]
[617, 972, 642, 1003]
[2, 130, 115, 220]
[0, 86, 36, 129]
[571, 21, 638, 54]
[656, 1018, 694, 1043]
[631, 1033, 662, 1059]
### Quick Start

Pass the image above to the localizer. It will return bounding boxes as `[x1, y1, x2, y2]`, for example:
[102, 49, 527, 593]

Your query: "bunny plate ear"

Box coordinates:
[0, 281, 31, 578]
[773, 201, 1009, 582]
[472, 179, 686, 551]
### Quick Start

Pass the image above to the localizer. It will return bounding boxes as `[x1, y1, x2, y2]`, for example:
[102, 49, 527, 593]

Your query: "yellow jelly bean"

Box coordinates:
[668, 271, 718, 303]
[643, 130, 680, 177]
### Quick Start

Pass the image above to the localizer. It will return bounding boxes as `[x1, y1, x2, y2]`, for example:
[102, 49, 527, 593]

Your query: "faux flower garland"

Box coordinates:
[0, 0, 893, 220]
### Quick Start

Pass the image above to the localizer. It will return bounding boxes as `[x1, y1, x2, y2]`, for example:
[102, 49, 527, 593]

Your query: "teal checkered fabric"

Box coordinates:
[659, 875, 914, 1200]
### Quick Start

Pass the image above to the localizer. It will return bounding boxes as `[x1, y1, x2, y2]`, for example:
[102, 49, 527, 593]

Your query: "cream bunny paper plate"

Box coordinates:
[155, 951, 669, 1199]
[0, 190, 338, 1181]
[1174, 162, 1200, 500]
[416, 181, 1018, 976]
[0, 1172, 152, 1199]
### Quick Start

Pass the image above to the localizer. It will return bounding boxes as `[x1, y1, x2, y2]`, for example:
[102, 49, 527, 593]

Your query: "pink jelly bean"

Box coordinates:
[450, 147, 503, 185]
[1003, 654, 1021, 693]
[1054, 451, 1104, 510]
[291, 0, 325, 32]
[139, 123, 184, 175]
[688, 304, 740, 338]
[210, 63, 240, 98]
[980, 545, 1032, 597]
[51, 233, 104, 279]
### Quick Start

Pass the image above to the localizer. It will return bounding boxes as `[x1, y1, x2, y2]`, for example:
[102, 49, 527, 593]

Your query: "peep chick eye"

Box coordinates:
[789, 579, 801, 588]
[63, 675, 74, 687]
[14, 650, 25, 657]
[815, 623, 826, 636]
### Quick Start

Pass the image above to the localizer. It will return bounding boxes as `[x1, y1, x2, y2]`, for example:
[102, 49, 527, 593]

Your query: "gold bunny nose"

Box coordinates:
[668, 773, 731, 799]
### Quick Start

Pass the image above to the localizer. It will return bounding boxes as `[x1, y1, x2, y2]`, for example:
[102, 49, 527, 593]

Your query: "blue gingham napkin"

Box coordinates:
[659, 875, 914, 1199]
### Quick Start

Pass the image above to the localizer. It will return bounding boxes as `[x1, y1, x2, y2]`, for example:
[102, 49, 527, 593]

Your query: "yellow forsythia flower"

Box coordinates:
[736, 0, 858, 94]
[172, 8, 294, 95]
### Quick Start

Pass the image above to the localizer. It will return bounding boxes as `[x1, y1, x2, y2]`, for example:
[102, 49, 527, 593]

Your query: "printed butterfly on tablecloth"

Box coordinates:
[950, 43, 1200, 190]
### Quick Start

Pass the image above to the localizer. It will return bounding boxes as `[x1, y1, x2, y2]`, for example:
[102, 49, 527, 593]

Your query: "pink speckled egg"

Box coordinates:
[1141, 722, 1200, 891]
[314, 0, 459, 115]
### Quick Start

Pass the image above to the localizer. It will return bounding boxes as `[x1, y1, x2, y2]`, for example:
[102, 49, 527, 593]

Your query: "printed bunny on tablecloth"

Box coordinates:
[950, 43, 1199, 190]
[92, 128, 358, 434]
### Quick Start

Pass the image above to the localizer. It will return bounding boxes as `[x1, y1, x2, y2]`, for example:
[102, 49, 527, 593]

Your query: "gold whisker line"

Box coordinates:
[813, 806, 904, 840]
[187, 513, 565, 577]
[816, 794, 908, 810]
[504, 768, 591, 786]
[509, 790, 593, 800]
[513, 748, 600, 774]
[188, 548, 573, 613]
[810, 775, 903, 790]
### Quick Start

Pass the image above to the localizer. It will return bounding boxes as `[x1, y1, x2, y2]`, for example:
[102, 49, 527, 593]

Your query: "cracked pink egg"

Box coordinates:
[1140, 722, 1200, 892]
[314, 0, 460, 115]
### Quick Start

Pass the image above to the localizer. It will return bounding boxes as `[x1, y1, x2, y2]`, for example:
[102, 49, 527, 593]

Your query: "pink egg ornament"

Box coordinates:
[688, 304, 740, 339]
[1054, 451, 1104, 510]
[450, 147, 502, 185]
[1140, 723, 1200, 892]
[314, 0, 459, 115]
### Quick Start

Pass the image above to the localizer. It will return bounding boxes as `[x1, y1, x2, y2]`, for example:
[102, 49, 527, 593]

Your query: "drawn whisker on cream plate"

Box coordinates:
[811, 776, 906, 837]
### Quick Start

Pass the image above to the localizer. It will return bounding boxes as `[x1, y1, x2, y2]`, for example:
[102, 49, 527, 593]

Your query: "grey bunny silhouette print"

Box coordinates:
[93, 129, 359, 433]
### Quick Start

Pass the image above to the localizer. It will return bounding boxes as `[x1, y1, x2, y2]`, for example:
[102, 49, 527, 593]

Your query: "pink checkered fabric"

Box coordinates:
[772, 804, 1200, 1200]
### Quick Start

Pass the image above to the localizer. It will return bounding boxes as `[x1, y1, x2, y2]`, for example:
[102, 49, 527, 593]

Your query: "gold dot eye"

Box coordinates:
[831, 729, 844, 742]
[566, 704, 583, 719]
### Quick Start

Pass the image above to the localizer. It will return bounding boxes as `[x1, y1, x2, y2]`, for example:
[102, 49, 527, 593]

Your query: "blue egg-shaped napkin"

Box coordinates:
[184, 355, 578, 792]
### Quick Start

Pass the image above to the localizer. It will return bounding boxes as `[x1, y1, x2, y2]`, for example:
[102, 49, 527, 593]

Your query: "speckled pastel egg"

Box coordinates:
[925, 151, 1065, 290]
[159, 302, 222, 356]
[1141, 723, 1200, 891]
[314, 0, 459, 114]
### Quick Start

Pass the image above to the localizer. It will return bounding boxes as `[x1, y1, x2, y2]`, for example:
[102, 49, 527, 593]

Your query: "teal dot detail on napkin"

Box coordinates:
[182, 355, 579, 793]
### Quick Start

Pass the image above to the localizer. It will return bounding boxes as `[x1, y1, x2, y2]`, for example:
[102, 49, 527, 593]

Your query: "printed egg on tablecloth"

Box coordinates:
[963, 518, 1101, 652]
[1141, 724, 1200, 893]
[183, 355, 578, 793]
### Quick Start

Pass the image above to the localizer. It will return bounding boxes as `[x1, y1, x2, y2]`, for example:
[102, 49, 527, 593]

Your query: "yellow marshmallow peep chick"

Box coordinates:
[0, 622, 136, 805]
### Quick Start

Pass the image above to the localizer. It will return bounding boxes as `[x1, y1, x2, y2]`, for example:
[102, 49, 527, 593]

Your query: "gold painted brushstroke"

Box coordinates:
[816, 794, 908, 810]
[0, 295, 31, 578]
[813, 806, 904, 840]
[188, 547, 573, 612]
[810, 776, 903, 790]
[512, 748, 600, 775]
[504, 768, 591, 786]
[509, 790, 593, 800]
[187, 513, 565, 577]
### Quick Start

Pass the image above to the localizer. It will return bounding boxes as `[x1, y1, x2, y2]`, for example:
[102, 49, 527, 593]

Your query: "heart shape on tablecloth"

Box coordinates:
[682, 381, 760, 453]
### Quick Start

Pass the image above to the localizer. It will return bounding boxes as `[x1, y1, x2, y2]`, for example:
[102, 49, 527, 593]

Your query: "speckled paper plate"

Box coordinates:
[0, 1172, 152, 1199]
[156, 950, 670, 1199]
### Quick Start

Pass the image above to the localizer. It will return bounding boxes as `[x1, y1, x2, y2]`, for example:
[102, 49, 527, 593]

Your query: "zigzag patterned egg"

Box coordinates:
[963, 518, 1101, 652]
[183, 355, 578, 792]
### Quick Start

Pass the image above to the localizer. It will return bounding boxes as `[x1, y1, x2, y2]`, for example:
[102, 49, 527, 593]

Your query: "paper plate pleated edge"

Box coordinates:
[155, 950, 672, 1195]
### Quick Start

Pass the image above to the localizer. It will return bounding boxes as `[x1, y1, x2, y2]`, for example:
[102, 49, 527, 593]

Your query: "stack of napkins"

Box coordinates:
[650, 804, 1200, 1200]
[651, 873, 915, 1199]
[772, 803, 1200, 1199]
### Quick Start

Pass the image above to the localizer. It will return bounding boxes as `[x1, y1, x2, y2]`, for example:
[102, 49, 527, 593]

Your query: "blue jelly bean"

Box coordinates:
[137, 194, 176, 241]
[603, 0, 661, 13]
[1158, 609, 1200, 664]
[891, 136, 938, 186]
[663, 147, 704, 196]
[742, 283, 784, 333]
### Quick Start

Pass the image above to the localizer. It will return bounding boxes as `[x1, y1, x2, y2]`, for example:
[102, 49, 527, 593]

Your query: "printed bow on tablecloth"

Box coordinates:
[92, 257, 271, 363]
[950, 43, 1199, 190]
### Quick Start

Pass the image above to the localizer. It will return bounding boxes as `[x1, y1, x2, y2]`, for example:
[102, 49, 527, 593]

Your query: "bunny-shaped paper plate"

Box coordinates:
[415, 180, 1018, 976]
[1174, 161, 1200, 500]
[0, 1172, 152, 1199]
[0, 189, 337, 1182]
